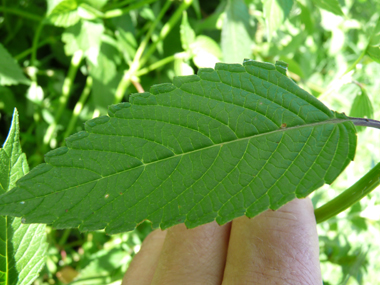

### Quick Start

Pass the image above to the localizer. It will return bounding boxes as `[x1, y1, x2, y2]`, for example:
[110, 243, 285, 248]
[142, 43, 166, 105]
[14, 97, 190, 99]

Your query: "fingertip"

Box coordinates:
[122, 229, 167, 285]
[223, 198, 322, 284]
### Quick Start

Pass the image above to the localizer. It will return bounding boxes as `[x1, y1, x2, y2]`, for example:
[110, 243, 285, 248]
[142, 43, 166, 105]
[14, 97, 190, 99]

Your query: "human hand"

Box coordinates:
[122, 198, 322, 285]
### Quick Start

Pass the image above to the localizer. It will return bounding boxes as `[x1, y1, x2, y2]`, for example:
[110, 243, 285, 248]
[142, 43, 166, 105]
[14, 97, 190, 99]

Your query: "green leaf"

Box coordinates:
[88, 36, 122, 113]
[174, 58, 194, 76]
[71, 248, 127, 284]
[278, 56, 305, 78]
[349, 87, 374, 132]
[180, 11, 196, 52]
[191, 35, 222, 68]
[0, 109, 48, 285]
[0, 87, 17, 114]
[298, 2, 314, 35]
[262, 0, 293, 41]
[366, 16, 380, 63]
[221, 0, 252, 63]
[77, 3, 104, 20]
[311, 0, 343, 16]
[81, 0, 108, 10]
[62, 19, 104, 65]
[47, 0, 81, 28]
[114, 14, 137, 64]
[0, 60, 357, 234]
[0, 44, 30, 86]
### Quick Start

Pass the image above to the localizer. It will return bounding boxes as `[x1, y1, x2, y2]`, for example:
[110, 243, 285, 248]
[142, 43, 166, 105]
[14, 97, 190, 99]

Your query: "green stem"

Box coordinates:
[349, 117, 380, 130]
[43, 50, 84, 147]
[139, 0, 193, 68]
[315, 162, 380, 223]
[1, 0, 11, 33]
[114, 71, 132, 104]
[104, 0, 138, 11]
[14, 37, 56, 61]
[58, 229, 72, 246]
[113, 0, 193, 104]
[31, 19, 46, 66]
[0, 6, 43, 21]
[104, 0, 157, 18]
[127, 0, 172, 74]
[135, 54, 178, 77]
[344, 48, 367, 75]
[63, 76, 93, 140]
[113, 0, 172, 103]
[318, 47, 368, 101]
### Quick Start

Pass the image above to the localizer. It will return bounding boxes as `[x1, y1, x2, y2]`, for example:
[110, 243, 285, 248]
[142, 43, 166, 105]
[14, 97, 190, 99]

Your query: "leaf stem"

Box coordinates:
[344, 48, 367, 76]
[103, 0, 157, 18]
[58, 229, 72, 246]
[14, 37, 57, 61]
[135, 54, 183, 77]
[349, 117, 380, 130]
[315, 162, 380, 223]
[318, 47, 368, 101]
[63, 76, 93, 140]
[104, 0, 137, 11]
[31, 19, 46, 67]
[132, 0, 172, 70]
[1, 0, 11, 33]
[0, 6, 43, 21]
[113, 0, 172, 103]
[114, 71, 132, 104]
[139, 0, 193, 67]
[43, 50, 84, 148]
[113, 0, 193, 104]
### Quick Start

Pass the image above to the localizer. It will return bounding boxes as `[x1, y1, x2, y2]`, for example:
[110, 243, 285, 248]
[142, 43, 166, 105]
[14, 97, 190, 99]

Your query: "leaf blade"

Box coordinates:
[0, 44, 30, 86]
[312, 0, 344, 16]
[62, 19, 104, 65]
[47, 0, 80, 28]
[0, 61, 356, 234]
[262, 0, 293, 41]
[221, 0, 252, 63]
[366, 15, 380, 63]
[0, 110, 48, 285]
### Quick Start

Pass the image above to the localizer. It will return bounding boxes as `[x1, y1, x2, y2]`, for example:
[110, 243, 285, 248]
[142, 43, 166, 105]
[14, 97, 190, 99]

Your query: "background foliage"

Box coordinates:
[0, 0, 380, 284]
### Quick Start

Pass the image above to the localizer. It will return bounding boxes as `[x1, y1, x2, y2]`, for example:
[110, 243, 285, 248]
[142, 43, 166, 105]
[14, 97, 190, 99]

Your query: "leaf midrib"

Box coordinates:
[8, 118, 350, 204]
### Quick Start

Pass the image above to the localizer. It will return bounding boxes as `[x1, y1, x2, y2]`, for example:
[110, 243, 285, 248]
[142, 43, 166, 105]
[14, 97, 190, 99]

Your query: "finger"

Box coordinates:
[122, 229, 167, 285]
[152, 221, 231, 285]
[223, 198, 321, 285]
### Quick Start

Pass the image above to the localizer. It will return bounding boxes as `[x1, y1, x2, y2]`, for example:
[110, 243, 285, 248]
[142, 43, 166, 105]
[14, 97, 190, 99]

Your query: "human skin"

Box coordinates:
[122, 198, 322, 285]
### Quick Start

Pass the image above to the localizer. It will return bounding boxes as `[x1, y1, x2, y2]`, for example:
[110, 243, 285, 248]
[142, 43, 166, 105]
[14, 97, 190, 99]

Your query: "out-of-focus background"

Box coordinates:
[1, 0, 380, 284]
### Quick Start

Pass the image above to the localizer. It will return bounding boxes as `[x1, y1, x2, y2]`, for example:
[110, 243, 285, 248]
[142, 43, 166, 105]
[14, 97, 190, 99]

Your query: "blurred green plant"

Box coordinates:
[1, 0, 380, 284]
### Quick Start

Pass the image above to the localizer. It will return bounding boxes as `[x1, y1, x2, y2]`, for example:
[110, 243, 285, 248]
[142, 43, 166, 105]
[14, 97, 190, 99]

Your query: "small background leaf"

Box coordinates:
[81, 0, 107, 10]
[0, 110, 48, 285]
[47, 0, 80, 28]
[366, 15, 380, 63]
[311, 0, 344, 16]
[262, 0, 293, 42]
[349, 86, 374, 132]
[191, 35, 222, 68]
[180, 11, 196, 52]
[0, 44, 30, 86]
[221, 0, 253, 63]
[180, 11, 221, 69]
[71, 248, 127, 284]
[88, 35, 122, 113]
[62, 19, 105, 65]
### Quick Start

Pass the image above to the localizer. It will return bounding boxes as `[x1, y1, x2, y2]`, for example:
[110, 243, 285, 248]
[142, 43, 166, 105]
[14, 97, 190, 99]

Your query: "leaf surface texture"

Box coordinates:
[0, 110, 48, 285]
[0, 61, 357, 234]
